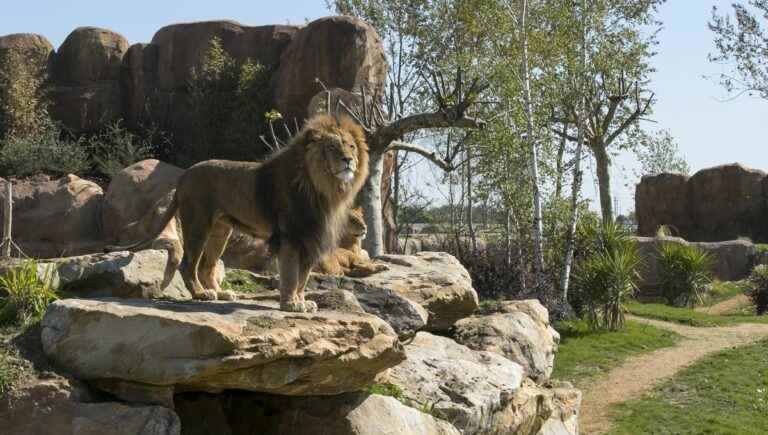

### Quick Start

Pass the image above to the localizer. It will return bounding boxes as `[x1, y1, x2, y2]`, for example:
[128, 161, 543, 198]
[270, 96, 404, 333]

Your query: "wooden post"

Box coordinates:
[3, 180, 11, 257]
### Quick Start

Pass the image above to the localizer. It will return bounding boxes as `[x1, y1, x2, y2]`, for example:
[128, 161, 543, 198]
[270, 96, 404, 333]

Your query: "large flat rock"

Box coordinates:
[356, 252, 479, 331]
[41, 298, 405, 396]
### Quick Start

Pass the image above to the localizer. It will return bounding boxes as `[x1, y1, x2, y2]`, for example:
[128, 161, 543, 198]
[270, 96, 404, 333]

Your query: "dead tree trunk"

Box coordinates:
[3, 181, 11, 258]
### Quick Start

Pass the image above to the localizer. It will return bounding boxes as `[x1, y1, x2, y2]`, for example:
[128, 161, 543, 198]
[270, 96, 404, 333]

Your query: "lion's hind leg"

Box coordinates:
[179, 204, 218, 301]
[200, 219, 236, 301]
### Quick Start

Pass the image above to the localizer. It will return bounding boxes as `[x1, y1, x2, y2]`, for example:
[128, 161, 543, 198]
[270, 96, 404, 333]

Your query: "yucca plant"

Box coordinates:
[0, 260, 57, 326]
[747, 264, 768, 315]
[657, 242, 713, 307]
[574, 222, 641, 330]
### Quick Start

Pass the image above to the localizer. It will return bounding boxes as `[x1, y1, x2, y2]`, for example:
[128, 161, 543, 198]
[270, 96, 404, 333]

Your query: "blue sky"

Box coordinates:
[2, 1, 766, 215]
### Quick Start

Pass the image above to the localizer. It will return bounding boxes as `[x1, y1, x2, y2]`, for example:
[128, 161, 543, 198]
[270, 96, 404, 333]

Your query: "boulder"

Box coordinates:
[102, 159, 182, 244]
[0, 378, 180, 435]
[0, 33, 54, 66]
[635, 173, 690, 237]
[356, 252, 479, 331]
[386, 332, 525, 434]
[688, 164, 767, 242]
[275, 16, 387, 122]
[174, 391, 460, 435]
[454, 299, 560, 383]
[0, 175, 104, 258]
[41, 298, 405, 396]
[40, 249, 215, 300]
[54, 27, 129, 84]
[634, 236, 757, 294]
[52, 27, 129, 132]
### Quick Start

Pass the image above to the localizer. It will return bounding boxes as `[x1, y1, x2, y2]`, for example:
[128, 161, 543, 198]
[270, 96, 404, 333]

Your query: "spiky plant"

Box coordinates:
[657, 242, 713, 307]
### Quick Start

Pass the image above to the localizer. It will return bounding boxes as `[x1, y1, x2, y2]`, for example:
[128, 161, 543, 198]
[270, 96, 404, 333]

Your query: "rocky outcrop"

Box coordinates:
[386, 332, 524, 434]
[0, 377, 180, 435]
[634, 236, 757, 294]
[175, 392, 460, 435]
[275, 17, 387, 121]
[357, 252, 479, 331]
[41, 298, 405, 397]
[385, 332, 579, 435]
[636, 163, 768, 242]
[454, 299, 560, 383]
[0, 175, 104, 258]
[51, 27, 129, 131]
[0, 33, 54, 65]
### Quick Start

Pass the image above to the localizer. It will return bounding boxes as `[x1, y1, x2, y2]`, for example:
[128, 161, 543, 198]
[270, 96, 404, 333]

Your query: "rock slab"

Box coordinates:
[41, 298, 405, 396]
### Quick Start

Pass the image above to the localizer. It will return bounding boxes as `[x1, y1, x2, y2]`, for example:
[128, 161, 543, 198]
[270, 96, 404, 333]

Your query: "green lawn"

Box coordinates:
[552, 320, 679, 384]
[610, 339, 768, 435]
[627, 301, 768, 327]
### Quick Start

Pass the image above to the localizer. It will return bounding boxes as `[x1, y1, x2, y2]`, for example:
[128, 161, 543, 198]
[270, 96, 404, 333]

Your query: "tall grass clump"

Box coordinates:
[574, 222, 641, 330]
[657, 242, 713, 307]
[0, 261, 57, 326]
[747, 264, 768, 315]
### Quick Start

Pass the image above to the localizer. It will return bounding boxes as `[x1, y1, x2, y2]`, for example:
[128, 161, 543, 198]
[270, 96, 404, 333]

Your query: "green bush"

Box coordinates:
[573, 222, 641, 330]
[0, 45, 50, 140]
[0, 120, 89, 177]
[747, 264, 768, 315]
[0, 260, 57, 326]
[657, 242, 713, 307]
[89, 120, 156, 177]
[186, 37, 274, 164]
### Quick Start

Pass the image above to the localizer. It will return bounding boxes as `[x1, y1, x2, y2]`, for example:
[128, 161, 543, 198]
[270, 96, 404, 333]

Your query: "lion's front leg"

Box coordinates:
[278, 244, 318, 313]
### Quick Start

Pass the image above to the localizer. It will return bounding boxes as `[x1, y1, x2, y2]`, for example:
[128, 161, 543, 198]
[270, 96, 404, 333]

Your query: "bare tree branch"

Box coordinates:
[386, 140, 456, 172]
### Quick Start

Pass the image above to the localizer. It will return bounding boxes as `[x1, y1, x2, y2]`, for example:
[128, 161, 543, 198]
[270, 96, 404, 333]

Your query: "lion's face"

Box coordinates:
[347, 207, 367, 239]
[317, 129, 360, 182]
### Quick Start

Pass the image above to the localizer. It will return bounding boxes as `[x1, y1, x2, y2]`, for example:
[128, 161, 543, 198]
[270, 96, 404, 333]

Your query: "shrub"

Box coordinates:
[0, 260, 57, 326]
[657, 242, 713, 307]
[0, 45, 50, 140]
[747, 264, 768, 315]
[186, 37, 273, 164]
[573, 222, 641, 331]
[0, 120, 89, 177]
[89, 120, 156, 177]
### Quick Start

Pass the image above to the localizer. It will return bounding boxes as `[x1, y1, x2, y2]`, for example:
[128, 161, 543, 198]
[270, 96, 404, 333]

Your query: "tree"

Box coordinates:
[634, 129, 690, 176]
[709, 1, 768, 99]
[553, 0, 662, 223]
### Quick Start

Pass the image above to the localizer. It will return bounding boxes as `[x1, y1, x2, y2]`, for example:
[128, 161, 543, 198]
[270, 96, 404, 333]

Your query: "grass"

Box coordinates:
[0, 260, 57, 327]
[552, 319, 679, 384]
[705, 280, 752, 306]
[610, 339, 768, 435]
[626, 301, 768, 327]
[222, 269, 269, 294]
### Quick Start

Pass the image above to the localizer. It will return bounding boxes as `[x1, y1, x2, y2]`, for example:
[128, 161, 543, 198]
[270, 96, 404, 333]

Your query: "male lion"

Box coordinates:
[118, 114, 369, 312]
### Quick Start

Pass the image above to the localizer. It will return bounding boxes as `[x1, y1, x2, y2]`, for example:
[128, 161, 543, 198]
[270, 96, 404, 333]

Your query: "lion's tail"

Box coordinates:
[105, 193, 180, 253]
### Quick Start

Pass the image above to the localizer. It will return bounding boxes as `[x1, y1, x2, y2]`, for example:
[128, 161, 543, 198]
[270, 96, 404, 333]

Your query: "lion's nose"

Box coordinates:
[341, 157, 353, 165]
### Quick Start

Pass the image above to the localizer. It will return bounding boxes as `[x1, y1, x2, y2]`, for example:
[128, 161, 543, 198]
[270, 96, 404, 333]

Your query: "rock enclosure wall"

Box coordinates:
[636, 163, 768, 242]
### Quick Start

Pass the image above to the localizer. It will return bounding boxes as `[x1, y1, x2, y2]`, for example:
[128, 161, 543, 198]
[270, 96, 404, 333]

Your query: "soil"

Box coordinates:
[578, 314, 768, 434]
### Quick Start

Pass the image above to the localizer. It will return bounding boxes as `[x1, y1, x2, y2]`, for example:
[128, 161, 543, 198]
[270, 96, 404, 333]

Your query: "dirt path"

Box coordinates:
[695, 294, 751, 315]
[578, 315, 768, 434]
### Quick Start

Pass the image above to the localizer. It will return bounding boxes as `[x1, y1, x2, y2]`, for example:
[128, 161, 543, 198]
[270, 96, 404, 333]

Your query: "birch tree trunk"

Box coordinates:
[466, 148, 477, 253]
[361, 149, 386, 256]
[519, 0, 546, 286]
[560, 0, 588, 299]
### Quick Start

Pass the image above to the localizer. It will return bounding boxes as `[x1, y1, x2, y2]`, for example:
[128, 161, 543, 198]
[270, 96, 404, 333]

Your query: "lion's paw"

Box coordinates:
[194, 289, 218, 301]
[280, 300, 318, 313]
[217, 290, 237, 301]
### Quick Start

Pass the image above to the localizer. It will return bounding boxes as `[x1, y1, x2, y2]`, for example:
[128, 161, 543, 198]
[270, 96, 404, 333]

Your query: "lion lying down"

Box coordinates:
[114, 114, 369, 313]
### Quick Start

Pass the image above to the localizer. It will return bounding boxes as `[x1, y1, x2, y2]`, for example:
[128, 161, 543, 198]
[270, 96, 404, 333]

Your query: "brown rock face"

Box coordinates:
[636, 163, 768, 242]
[0, 175, 104, 257]
[50, 27, 129, 132]
[635, 173, 690, 237]
[275, 16, 387, 122]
